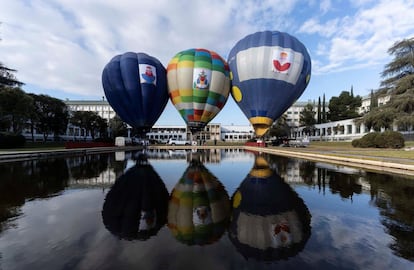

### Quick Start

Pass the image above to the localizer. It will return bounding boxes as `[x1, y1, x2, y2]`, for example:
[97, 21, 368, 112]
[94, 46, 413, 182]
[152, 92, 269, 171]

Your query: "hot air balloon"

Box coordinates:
[167, 48, 231, 133]
[168, 158, 231, 245]
[102, 156, 169, 240]
[228, 31, 311, 137]
[102, 52, 168, 134]
[229, 155, 311, 261]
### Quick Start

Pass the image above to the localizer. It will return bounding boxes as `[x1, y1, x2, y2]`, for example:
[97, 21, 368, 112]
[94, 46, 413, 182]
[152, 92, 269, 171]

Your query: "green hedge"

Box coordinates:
[352, 131, 405, 148]
[0, 133, 26, 148]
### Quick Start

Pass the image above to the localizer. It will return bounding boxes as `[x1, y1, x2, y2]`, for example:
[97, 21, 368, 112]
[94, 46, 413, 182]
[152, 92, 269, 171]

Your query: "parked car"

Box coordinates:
[130, 137, 146, 145]
[289, 137, 310, 147]
[167, 138, 191, 145]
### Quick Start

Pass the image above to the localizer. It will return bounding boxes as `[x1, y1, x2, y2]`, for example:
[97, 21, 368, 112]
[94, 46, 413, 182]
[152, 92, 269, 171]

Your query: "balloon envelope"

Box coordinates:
[102, 52, 168, 133]
[167, 48, 231, 133]
[229, 155, 311, 261]
[102, 160, 169, 240]
[168, 159, 231, 245]
[228, 31, 311, 136]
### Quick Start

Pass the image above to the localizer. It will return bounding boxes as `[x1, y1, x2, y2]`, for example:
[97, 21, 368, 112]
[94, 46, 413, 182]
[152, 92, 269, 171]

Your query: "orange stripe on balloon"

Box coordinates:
[170, 90, 180, 98]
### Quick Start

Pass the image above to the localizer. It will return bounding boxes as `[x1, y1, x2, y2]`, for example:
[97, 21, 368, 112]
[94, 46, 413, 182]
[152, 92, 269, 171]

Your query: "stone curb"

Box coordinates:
[2, 146, 413, 176]
[245, 146, 414, 176]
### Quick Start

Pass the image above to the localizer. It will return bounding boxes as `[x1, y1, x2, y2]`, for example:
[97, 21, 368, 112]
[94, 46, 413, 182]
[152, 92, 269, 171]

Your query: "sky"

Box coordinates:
[1, 0, 414, 126]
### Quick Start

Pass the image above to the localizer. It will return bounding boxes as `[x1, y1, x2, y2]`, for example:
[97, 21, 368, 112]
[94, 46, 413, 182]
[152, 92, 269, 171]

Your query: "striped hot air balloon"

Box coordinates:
[228, 31, 311, 137]
[167, 49, 231, 133]
[167, 159, 230, 245]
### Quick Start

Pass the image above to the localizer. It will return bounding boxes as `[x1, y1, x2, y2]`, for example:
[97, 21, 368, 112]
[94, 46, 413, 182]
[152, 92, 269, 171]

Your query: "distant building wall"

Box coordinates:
[21, 94, 412, 142]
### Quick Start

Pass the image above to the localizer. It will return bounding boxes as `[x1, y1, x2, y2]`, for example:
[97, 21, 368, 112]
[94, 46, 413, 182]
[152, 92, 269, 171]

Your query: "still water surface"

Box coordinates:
[0, 149, 413, 270]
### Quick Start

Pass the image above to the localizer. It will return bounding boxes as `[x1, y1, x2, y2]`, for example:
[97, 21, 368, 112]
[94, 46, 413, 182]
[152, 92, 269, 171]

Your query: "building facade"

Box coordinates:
[21, 93, 412, 142]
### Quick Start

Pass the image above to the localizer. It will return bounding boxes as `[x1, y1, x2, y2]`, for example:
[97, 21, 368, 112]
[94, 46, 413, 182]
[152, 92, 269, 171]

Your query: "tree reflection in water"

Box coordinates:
[0, 152, 126, 234]
[367, 172, 414, 261]
[265, 152, 414, 262]
[0, 158, 69, 232]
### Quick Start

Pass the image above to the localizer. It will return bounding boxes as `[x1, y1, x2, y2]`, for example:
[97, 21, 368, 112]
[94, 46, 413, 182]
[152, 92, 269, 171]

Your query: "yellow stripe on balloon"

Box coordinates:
[167, 57, 179, 71]
[172, 96, 182, 105]
[249, 168, 273, 178]
[249, 116, 273, 137]
[177, 60, 194, 69]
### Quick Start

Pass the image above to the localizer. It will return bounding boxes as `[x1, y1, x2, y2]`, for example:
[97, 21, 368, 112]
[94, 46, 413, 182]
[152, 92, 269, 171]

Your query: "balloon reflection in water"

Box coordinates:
[102, 155, 169, 240]
[168, 158, 231, 245]
[229, 155, 311, 261]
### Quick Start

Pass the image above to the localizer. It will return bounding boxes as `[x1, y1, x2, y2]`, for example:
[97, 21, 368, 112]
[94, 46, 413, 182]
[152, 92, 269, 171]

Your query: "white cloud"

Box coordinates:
[1, 0, 414, 99]
[0, 0, 299, 98]
[299, 18, 340, 37]
[300, 0, 414, 75]
[320, 0, 332, 14]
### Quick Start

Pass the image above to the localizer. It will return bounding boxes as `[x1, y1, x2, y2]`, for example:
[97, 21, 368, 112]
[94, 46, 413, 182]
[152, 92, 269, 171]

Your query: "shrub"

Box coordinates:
[352, 131, 404, 149]
[0, 133, 26, 148]
[351, 139, 360, 147]
[382, 130, 405, 148]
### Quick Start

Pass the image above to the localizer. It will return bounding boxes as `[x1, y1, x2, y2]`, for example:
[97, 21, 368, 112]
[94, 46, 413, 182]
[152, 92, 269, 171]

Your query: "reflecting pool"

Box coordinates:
[0, 149, 413, 270]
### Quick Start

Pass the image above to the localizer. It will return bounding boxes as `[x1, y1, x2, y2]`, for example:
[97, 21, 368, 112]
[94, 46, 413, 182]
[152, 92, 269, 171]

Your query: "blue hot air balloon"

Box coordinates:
[229, 155, 311, 261]
[102, 52, 168, 133]
[228, 31, 311, 137]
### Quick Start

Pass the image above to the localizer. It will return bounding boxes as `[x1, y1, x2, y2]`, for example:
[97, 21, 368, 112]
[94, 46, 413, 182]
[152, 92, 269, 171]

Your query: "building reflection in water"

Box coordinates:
[228, 154, 311, 261]
[168, 152, 231, 245]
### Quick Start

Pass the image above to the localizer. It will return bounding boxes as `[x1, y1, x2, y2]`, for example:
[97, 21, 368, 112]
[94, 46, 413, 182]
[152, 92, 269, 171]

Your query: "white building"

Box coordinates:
[65, 99, 116, 123]
[22, 92, 406, 142]
[358, 94, 391, 115]
[220, 125, 254, 142]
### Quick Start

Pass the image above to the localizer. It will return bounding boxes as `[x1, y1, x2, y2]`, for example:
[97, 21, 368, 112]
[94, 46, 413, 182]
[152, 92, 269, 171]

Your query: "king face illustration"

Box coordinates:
[195, 69, 209, 89]
[272, 50, 292, 74]
[139, 64, 156, 84]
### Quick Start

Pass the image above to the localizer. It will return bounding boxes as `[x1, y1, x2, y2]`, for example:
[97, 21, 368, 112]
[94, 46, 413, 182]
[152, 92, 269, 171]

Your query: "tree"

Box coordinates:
[109, 115, 127, 138]
[0, 87, 34, 134]
[328, 90, 362, 121]
[70, 111, 107, 140]
[300, 103, 316, 135]
[317, 96, 321, 124]
[32, 94, 69, 141]
[362, 37, 414, 130]
[268, 114, 290, 138]
[370, 89, 378, 110]
[87, 113, 107, 139]
[0, 63, 24, 90]
[322, 94, 327, 123]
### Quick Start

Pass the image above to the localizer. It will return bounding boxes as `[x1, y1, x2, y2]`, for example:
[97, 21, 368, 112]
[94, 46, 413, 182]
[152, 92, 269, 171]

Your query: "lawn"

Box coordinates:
[306, 140, 414, 161]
